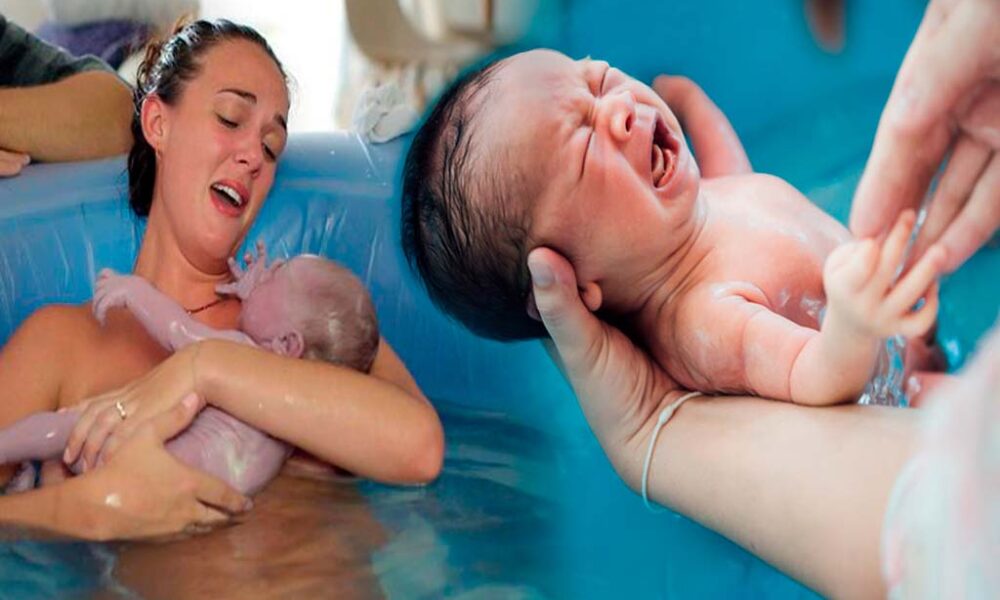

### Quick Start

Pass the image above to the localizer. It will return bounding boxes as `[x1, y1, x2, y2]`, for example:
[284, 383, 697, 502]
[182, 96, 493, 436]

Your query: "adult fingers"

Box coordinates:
[889, 0, 998, 141]
[886, 244, 947, 315]
[849, 0, 997, 239]
[527, 247, 606, 374]
[0, 149, 30, 177]
[80, 407, 126, 471]
[875, 210, 917, 285]
[149, 392, 204, 442]
[190, 467, 250, 515]
[64, 399, 112, 464]
[912, 137, 992, 263]
[898, 282, 940, 339]
[957, 81, 1000, 149]
[936, 153, 1000, 272]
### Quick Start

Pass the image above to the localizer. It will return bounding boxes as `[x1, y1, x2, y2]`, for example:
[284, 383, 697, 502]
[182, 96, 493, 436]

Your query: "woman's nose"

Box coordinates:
[235, 138, 264, 176]
[598, 90, 637, 142]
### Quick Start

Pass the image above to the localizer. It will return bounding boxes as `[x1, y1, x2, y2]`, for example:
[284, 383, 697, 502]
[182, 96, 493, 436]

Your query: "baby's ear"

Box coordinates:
[579, 281, 603, 312]
[268, 330, 305, 358]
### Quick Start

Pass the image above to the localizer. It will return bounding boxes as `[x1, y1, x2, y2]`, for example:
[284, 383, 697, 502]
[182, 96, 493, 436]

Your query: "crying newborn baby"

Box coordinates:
[0, 245, 379, 495]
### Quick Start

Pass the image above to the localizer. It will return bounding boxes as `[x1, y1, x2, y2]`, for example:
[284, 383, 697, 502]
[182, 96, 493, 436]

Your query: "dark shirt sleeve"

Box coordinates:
[0, 14, 115, 87]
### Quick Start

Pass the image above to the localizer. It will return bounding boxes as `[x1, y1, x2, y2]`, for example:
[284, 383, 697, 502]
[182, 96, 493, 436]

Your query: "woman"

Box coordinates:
[0, 19, 444, 540]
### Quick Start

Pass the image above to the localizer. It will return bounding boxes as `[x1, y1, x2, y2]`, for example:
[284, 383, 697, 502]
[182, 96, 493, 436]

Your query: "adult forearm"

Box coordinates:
[195, 340, 443, 484]
[0, 71, 132, 161]
[618, 395, 917, 599]
[0, 484, 82, 539]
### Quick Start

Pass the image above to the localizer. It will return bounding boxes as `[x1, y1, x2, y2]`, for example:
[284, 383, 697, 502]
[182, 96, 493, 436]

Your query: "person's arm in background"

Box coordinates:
[0, 15, 132, 173]
[850, 0, 999, 273]
[1, 396, 250, 541]
[526, 246, 916, 598]
[652, 75, 752, 177]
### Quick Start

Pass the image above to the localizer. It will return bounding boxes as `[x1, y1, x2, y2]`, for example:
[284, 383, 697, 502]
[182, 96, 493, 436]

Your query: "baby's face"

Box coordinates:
[481, 50, 701, 284]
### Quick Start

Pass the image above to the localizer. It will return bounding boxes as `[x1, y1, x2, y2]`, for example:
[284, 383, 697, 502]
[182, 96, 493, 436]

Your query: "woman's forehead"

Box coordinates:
[193, 41, 289, 109]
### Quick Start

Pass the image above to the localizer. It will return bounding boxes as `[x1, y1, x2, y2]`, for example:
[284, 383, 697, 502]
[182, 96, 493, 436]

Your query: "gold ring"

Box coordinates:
[114, 400, 127, 420]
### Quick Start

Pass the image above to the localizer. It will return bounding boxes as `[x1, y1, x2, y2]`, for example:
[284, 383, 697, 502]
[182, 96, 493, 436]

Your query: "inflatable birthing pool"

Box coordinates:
[1, 1, 997, 597]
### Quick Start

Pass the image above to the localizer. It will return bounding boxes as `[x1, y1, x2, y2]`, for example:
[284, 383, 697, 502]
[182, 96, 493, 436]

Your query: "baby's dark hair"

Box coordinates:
[127, 19, 286, 217]
[401, 58, 546, 341]
[289, 258, 380, 374]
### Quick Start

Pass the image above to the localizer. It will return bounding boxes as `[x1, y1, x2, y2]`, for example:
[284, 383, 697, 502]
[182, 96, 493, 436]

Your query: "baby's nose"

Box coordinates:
[604, 90, 636, 141]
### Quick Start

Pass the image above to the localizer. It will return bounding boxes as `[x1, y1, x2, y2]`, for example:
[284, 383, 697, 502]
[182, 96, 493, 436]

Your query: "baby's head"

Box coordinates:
[239, 256, 379, 372]
[402, 49, 700, 340]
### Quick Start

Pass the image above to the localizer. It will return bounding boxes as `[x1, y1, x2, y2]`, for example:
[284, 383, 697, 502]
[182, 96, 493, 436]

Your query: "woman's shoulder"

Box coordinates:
[22, 303, 100, 334]
[11, 303, 102, 357]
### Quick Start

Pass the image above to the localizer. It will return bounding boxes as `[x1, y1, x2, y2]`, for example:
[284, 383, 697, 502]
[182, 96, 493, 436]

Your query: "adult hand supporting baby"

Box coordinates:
[850, 0, 999, 273]
[59, 392, 249, 540]
[1, 392, 249, 540]
[64, 344, 202, 471]
[526, 247, 917, 598]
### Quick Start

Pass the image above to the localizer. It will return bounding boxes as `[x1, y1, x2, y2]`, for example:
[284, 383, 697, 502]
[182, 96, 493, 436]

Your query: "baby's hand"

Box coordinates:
[92, 269, 142, 325]
[215, 241, 284, 299]
[823, 210, 946, 339]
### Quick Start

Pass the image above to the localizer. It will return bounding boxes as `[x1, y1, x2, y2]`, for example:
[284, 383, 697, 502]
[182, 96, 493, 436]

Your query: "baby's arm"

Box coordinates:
[92, 269, 254, 351]
[697, 213, 942, 404]
[652, 76, 752, 177]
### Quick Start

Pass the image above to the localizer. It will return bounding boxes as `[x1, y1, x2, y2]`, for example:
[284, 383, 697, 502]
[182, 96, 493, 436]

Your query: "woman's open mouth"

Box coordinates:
[210, 180, 249, 217]
[650, 115, 678, 189]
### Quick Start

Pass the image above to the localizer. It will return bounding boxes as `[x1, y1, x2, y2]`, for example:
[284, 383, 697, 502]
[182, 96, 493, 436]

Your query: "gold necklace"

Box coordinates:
[185, 296, 227, 315]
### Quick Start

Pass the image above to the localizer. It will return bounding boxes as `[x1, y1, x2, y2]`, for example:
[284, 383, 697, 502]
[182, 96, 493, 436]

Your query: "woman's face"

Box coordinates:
[145, 39, 289, 273]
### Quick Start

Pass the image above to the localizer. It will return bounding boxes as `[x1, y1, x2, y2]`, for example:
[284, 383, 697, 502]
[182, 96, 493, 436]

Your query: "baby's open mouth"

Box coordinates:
[650, 116, 678, 189]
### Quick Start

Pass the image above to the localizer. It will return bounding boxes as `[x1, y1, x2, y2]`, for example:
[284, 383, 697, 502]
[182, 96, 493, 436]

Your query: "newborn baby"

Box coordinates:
[0, 246, 379, 494]
[401, 49, 945, 406]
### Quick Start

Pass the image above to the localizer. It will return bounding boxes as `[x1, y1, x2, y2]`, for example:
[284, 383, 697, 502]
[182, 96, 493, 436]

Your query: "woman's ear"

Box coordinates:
[140, 94, 168, 154]
[578, 280, 603, 313]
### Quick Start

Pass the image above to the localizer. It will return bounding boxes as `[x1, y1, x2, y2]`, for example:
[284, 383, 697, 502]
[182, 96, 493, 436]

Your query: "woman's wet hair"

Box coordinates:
[127, 19, 286, 217]
[401, 57, 547, 341]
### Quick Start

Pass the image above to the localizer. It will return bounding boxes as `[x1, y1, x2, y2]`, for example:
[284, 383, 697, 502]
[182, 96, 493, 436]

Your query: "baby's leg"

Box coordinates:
[0, 411, 78, 466]
[0, 407, 290, 496]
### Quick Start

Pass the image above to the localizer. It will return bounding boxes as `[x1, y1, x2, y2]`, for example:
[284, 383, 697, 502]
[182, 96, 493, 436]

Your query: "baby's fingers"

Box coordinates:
[825, 239, 878, 290]
[896, 282, 940, 339]
[885, 244, 947, 316]
[875, 210, 917, 285]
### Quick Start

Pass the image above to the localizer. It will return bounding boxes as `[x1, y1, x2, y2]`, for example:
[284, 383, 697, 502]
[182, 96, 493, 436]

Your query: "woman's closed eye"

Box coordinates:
[217, 114, 238, 128]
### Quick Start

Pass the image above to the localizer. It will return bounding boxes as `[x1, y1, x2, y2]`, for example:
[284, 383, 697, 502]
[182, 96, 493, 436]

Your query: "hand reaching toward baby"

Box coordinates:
[92, 268, 143, 325]
[824, 210, 945, 340]
[215, 241, 284, 300]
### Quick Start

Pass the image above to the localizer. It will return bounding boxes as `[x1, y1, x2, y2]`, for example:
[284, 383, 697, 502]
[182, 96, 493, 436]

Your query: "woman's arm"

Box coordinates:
[68, 336, 445, 486]
[0, 307, 73, 483]
[197, 339, 444, 484]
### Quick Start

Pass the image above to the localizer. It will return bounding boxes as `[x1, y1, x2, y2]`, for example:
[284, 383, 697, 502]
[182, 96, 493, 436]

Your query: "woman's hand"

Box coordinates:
[526, 247, 684, 479]
[64, 344, 201, 471]
[850, 0, 999, 272]
[60, 393, 251, 540]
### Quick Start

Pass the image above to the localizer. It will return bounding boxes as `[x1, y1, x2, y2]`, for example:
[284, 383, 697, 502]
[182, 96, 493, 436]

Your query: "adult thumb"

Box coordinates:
[527, 248, 604, 367]
[152, 392, 204, 441]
